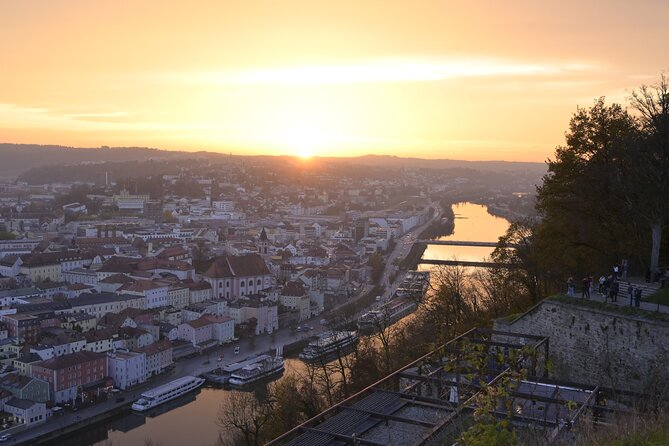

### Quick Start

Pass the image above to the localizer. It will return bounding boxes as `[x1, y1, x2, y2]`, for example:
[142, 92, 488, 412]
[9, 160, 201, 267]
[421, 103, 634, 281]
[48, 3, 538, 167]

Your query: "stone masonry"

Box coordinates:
[493, 298, 669, 394]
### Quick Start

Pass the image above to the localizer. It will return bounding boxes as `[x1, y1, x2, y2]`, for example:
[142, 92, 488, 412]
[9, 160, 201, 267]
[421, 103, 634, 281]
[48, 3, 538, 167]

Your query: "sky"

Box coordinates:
[1, 0, 668, 161]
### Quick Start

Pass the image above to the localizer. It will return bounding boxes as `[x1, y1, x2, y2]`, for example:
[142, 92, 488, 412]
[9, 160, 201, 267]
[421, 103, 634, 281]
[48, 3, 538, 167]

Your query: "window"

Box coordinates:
[257, 279, 261, 285]
[240, 281, 245, 287]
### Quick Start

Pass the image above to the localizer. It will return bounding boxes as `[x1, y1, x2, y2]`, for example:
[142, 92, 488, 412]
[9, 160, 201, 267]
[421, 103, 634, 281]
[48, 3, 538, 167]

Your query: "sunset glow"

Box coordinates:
[1, 0, 669, 161]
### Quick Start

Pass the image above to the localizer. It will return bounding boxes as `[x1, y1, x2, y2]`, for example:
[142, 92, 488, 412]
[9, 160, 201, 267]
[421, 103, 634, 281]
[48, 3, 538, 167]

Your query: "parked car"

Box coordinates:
[0, 434, 11, 442]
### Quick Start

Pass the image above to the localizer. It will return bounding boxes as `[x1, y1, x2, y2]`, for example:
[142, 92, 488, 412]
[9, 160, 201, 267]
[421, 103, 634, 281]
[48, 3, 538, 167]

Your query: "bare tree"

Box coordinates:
[217, 391, 273, 446]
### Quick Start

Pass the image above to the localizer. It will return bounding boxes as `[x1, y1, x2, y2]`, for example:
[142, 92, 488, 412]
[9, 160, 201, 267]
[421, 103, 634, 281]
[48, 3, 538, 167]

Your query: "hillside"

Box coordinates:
[1, 143, 547, 180]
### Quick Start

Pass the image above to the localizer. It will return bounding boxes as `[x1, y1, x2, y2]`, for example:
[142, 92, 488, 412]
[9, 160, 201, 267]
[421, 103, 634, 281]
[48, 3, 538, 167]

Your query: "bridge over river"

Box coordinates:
[418, 258, 507, 268]
[416, 239, 516, 268]
[416, 239, 518, 248]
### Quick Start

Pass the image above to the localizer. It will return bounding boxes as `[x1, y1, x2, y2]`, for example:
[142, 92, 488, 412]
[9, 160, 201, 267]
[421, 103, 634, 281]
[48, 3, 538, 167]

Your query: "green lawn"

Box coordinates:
[643, 287, 669, 306]
[550, 294, 669, 322]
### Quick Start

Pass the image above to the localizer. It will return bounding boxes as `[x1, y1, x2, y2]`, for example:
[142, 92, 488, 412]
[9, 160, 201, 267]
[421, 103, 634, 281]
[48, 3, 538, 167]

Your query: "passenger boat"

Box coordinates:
[132, 375, 204, 411]
[228, 356, 285, 388]
[202, 355, 270, 385]
[299, 331, 358, 363]
[394, 270, 430, 300]
[357, 297, 418, 334]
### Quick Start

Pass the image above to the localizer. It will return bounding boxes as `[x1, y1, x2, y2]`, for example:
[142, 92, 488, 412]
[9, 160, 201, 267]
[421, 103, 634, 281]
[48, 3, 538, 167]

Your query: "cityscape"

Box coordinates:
[1, 1, 669, 445]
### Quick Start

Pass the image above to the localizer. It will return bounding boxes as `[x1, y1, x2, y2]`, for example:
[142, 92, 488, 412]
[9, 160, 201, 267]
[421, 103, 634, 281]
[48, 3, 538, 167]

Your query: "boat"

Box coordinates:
[132, 375, 204, 411]
[228, 356, 285, 388]
[202, 354, 272, 385]
[299, 331, 358, 363]
[357, 297, 418, 334]
[394, 270, 430, 300]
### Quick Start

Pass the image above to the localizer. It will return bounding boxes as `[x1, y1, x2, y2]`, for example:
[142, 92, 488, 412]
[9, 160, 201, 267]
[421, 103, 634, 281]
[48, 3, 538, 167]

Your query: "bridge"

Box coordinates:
[417, 259, 508, 268]
[416, 239, 498, 247]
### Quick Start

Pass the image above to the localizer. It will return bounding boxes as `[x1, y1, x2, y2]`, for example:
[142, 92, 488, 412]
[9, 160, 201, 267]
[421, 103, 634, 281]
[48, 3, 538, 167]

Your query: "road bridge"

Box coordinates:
[418, 259, 509, 268]
[416, 239, 498, 247]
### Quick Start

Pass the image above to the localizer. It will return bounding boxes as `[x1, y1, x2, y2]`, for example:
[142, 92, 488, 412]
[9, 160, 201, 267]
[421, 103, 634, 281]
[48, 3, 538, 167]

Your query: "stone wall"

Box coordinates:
[493, 298, 669, 394]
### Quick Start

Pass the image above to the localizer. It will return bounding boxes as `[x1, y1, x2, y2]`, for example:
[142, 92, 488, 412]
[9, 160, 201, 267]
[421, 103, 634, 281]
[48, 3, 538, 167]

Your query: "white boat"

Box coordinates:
[357, 297, 418, 333]
[299, 331, 358, 362]
[203, 355, 270, 385]
[228, 356, 285, 387]
[394, 270, 430, 300]
[132, 375, 204, 411]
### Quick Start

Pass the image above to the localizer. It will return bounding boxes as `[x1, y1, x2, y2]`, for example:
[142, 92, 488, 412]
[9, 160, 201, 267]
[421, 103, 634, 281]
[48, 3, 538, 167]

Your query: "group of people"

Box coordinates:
[567, 262, 643, 307]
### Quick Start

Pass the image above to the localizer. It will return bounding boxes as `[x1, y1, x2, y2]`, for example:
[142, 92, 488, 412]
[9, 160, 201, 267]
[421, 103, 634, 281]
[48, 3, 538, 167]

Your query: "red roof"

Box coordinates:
[203, 254, 271, 279]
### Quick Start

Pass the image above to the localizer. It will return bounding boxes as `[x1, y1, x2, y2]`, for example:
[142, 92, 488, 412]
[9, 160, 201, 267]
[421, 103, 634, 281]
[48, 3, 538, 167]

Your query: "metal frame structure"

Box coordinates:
[267, 328, 615, 446]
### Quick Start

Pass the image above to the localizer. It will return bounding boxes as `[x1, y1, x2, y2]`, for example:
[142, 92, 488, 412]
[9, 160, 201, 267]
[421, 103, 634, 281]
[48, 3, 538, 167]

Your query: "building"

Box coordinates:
[226, 297, 278, 335]
[187, 281, 213, 304]
[137, 339, 173, 378]
[119, 280, 168, 309]
[107, 350, 146, 390]
[4, 398, 47, 426]
[177, 318, 214, 347]
[203, 315, 235, 344]
[30, 351, 107, 403]
[166, 284, 189, 309]
[280, 281, 311, 322]
[67, 292, 146, 320]
[202, 254, 272, 300]
[1, 314, 40, 344]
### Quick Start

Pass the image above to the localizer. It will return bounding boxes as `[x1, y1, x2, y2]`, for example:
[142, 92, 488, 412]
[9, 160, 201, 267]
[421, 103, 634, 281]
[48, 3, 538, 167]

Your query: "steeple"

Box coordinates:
[258, 228, 269, 255]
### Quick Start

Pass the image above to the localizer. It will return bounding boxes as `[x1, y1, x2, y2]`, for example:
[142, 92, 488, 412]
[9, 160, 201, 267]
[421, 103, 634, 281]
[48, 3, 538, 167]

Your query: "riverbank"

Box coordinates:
[400, 200, 456, 269]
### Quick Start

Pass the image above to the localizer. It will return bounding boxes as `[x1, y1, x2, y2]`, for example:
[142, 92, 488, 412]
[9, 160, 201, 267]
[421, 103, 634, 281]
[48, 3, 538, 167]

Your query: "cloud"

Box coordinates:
[153, 58, 598, 86]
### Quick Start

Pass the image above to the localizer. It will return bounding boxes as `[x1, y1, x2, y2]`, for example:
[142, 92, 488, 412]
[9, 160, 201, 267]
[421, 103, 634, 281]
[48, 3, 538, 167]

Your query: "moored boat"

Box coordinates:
[228, 356, 285, 387]
[132, 376, 204, 411]
[299, 331, 358, 363]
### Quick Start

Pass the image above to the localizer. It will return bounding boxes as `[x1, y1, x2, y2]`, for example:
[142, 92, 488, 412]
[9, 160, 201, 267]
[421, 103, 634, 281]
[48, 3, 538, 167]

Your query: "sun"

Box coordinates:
[280, 124, 328, 159]
[297, 148, 313, 159]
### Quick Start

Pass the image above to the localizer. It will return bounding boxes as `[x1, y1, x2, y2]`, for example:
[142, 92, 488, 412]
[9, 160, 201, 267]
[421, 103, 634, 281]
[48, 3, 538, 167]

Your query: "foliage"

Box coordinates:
[535, 75, 669, 280]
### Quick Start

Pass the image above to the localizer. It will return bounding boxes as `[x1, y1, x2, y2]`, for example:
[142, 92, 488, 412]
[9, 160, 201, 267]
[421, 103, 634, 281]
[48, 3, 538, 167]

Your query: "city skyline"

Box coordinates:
[2, 0, 669, 161]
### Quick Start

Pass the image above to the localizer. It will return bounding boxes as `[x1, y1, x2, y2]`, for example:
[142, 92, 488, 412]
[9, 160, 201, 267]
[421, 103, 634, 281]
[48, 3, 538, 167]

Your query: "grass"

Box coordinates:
[549, 294, 669, 322]
[643, 287, 669, 306]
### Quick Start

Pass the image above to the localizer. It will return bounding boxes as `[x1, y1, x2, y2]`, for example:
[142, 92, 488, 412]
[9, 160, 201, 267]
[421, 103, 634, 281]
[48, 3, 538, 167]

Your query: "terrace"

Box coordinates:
[267, 328, 625, 446]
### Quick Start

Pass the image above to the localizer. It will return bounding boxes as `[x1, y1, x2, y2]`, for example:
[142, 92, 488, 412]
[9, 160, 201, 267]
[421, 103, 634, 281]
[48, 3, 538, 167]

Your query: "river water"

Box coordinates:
[421, 202, 510, 262]
[79, 359, 308, 446]
[71, 202, 508, 446]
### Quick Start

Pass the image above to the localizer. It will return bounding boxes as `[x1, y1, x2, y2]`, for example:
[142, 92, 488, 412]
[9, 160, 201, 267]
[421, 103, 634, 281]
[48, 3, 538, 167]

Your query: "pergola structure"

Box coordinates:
[267, 328, 624, 446]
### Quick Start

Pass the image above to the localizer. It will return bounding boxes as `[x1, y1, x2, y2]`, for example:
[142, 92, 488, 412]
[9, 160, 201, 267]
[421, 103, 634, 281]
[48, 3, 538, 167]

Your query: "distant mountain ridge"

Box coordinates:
[0, 143, 546, 178]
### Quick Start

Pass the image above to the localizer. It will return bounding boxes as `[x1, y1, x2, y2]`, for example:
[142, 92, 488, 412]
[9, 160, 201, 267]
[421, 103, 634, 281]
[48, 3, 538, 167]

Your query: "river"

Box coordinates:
[421, 202, 510, 262]
[66, 359, 308, 446]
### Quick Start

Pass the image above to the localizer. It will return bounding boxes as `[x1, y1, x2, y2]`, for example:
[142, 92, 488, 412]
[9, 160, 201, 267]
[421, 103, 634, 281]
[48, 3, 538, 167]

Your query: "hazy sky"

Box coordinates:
[1, 0, 668, 161]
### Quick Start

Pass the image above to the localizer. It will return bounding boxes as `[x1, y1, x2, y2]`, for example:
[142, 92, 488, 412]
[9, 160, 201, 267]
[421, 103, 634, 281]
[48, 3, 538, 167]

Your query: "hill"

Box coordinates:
[0, 143, 546, 180]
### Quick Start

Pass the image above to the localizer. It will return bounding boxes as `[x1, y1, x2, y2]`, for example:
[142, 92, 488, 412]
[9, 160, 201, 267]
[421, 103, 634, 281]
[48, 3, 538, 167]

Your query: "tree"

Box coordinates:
[535, 98, 641, 276]
[626, 73, 669, 276]
[217, 391, 273, 446]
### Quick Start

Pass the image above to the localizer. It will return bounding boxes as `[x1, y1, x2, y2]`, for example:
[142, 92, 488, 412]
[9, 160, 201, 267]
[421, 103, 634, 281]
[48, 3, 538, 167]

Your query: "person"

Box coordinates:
[606, 283, 613, 303]
[634, 288, 642, 308]
[627, 282, 634, 307]
[613, 264, 619, 278]
[567, 277, 575, 297]
[581, 277, 590, 299]
[612, 280, 619, 302]
[598, 275, 606, 295]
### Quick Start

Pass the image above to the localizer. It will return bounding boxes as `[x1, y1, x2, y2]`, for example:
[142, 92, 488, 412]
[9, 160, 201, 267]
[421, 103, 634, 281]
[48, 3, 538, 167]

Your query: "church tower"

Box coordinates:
[258, 228, 270, 255]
